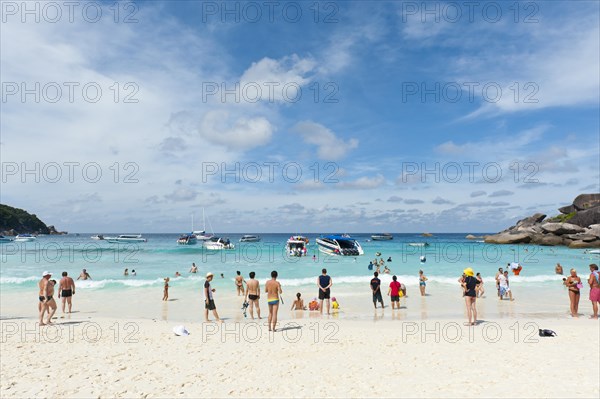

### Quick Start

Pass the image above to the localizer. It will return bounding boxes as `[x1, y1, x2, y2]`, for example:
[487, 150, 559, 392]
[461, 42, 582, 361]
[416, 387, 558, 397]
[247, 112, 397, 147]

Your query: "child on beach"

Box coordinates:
[163, 278, 170, 301]
[332, 297, 340, 310]
[418, 270, 428, 296]
[308, 298, 320, 311]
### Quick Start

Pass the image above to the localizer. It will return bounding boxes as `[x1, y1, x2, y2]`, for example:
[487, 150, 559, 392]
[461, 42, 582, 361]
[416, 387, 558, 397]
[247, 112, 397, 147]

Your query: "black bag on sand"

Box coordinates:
[539, 329, 557, 337]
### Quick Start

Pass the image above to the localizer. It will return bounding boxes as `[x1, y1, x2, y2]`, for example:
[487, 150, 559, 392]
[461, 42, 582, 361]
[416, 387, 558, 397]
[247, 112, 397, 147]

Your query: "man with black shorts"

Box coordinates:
[204, 272, 221, 322]
[58, 271, 75, 314]
[371, 272, 384, 308]
[245, 271, 261, 319]
[317, 268, 333, 315]
[388, 275, 401, 309]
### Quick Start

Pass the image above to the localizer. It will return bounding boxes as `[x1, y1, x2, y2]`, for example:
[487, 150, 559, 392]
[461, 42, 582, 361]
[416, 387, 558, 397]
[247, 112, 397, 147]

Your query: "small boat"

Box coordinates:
[588, 249, 600, 255]
[0, 235, 14, 243]
[91, 234, 104, 240]
[192, 209, 214, 241]
[177, 234, 197, 245]
[14, 234, 36, 242]
[286, 235, 309, 256]
[204, 237, 235, 250]
[408, 242, 430, 247]
[240, 235, 261, 243]
[316, 234, 364, 256]
[104, 234, 147, 243]
[371, 233, 393, 241]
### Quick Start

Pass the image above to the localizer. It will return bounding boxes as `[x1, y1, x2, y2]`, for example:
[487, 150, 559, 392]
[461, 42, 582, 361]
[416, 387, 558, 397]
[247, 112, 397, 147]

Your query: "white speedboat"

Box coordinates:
[316, 235, 364, 256]
[371, 233, 393, 241]
[14, 234, 36, 242]
[177, 234, 197, 245]
[408, 242, 430, 247]
[204, 237, 234, 250]
[104, 234, 147, 243]
[286, 235, 309, 256]
[91, 234, 104, 240]
[240, 235, 261, 242]
[0, 235, 14, 243]
[588, 249, 600, 255]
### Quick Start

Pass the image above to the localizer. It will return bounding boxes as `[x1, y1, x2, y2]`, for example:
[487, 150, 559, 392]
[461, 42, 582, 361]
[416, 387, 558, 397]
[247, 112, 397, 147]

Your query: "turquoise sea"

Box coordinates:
[1, 233, 598, 293]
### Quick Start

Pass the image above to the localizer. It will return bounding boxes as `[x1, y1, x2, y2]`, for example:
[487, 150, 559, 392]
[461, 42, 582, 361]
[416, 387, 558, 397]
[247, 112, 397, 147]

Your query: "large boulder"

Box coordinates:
[585, 225, 600, 238]
[515, 213, 546, 228]
[573, 193, 600, 211]
[569, 239, 600, 248]
[568, 207, 600, 227]
[541, 223, 584, 235]
[564, 233, 598, 242]
[558, 204, 577, 214]
[534, 234, 565, 246]
[465, 234, 479, 240]
[484, 232, 532, 244]
[516, 225, 543, 234]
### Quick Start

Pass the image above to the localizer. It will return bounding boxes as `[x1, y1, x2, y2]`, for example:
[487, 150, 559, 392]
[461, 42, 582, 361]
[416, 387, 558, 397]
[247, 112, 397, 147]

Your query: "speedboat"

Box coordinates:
[316, 234, 364, 256]
[286, 235, 309, 256]
[104, 234, 147, 243]
[371, 233, 393, 241]
[91, 234, 104, 240]
[240, 235, 261, 242]
[0, 235, 14, 243]
[588, 249, 600, 255]
[14, 234, 36, 242]
[408, 242, 430, 247]
[177, 234, 197, 245]
[204, 237, 235, 250]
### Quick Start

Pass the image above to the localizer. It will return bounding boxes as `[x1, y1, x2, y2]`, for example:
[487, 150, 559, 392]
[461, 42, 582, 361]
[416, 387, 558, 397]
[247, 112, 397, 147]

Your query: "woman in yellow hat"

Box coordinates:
[461, 268, 480, 326]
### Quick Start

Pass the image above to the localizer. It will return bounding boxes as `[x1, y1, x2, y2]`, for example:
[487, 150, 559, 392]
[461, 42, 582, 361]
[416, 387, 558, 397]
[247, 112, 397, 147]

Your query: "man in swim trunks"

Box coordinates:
[235, 270, 246, 296]
[371, 272, 384, 308]
[317, 268, 332, 315]
[46, 280, 58, 324]
[204, 272, 221, 322]
[77, 269, 91, 280]
[265, 270, 282, 332]
[245, 271, 261, 319]
[58, 271, 75, 314]
[588, 263, 600, 319]
[498, 271, 514, 301]
[495, 267, 503, 297]
[189, 263, 198, 273]
[38, 271, 52, 325]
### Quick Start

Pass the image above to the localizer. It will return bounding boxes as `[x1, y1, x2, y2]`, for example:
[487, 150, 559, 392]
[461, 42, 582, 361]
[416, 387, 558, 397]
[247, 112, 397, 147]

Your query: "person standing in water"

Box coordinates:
[588, 264, 600, 319]
[370, 272, 384, 309]
[265, 270, 282, 332]
[189, 263, 198, 273]
[387, 275, 401, 309]
[235, 271, 246, 296]
[77, 269, 91, 280]
[245, 271, 261, 319]
[418, 270, 428, 296]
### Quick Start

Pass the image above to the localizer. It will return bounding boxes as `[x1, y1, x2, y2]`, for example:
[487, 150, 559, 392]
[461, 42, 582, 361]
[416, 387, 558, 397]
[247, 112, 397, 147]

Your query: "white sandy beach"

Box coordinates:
[1, 283, 599, 398]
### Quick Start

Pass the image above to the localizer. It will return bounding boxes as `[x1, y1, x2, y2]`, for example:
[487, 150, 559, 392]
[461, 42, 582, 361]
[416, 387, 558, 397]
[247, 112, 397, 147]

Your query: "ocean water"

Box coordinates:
[1, 233, 598, 293]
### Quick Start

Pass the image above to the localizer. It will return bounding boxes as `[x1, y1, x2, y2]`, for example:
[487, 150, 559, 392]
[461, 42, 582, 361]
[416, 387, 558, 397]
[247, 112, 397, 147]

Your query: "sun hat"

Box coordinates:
[42, 271, 52, 277]
[206, 272, 214, 278]
[173, 325, 190, 336]
[463, 268, 474, 277]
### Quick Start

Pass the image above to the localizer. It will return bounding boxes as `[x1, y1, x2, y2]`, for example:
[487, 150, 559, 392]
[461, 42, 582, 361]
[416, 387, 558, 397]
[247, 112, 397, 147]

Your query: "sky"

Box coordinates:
[1, 0, 599, 233]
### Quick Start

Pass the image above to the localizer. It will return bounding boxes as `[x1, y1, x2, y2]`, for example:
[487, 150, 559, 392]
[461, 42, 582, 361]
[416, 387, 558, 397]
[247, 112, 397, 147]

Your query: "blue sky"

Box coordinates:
[1, 0, 599, 233]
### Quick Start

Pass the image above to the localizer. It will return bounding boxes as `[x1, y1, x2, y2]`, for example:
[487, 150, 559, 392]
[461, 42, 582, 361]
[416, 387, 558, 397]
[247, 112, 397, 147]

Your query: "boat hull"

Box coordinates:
[316, 237, 364, 256]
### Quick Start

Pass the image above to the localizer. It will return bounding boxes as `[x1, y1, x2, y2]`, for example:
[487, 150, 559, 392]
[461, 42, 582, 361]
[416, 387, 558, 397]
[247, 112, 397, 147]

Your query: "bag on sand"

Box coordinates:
[539, 329, 557, 337]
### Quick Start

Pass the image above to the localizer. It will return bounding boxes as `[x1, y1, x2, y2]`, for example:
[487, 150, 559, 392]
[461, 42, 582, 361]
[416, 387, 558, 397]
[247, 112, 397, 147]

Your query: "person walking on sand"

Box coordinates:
[45, 280, 58, 324]
[371, 272, 384, 309]
[495, 267, 503, 297]
[163, 277, 170, 301]
[461, 268, 480, 326]
[235, 271, 246, 296]
[588, 264, 600, 319]
[58, 271, 75, 314]
[245, 271, 261, 319]
[317, 268, 333, 315]
[204, 272, 222, 322]
[77, 269, 91, 280]
[38, 271, 53, 325]
[190, 263, 198, 273]
[566, 268, 582, 317]
[418, 270, 428, 296]
[388, 275, 401, 309]
[476, 272, 485, 298]
[265, 270, 282, 332]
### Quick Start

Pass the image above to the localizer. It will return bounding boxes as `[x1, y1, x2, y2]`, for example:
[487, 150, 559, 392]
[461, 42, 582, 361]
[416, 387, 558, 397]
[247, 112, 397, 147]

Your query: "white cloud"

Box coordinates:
[292, 121, 358, 160]
[198, 111, 274, 151]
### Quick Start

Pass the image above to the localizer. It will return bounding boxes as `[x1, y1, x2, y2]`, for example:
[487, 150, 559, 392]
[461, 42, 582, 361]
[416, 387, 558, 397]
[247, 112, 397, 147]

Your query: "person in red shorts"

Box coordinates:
[588, 263, 600, 319]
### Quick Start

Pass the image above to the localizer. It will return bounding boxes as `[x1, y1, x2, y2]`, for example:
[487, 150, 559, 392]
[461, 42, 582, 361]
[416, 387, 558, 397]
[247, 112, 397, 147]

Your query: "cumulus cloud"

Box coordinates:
[198, 110, 274, 151]
[489, 190, 514, 197]
[292, 121, 358, 160]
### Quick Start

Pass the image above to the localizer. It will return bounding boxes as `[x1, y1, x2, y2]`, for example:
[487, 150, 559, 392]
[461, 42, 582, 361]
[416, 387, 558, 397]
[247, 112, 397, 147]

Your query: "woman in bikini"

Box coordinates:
[566, 268, 582, 317]
[476, 272, 485, 297]
[418, 270, 428, 296]
[291, 292, 306, 310]
[163, 277, 170, 301]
